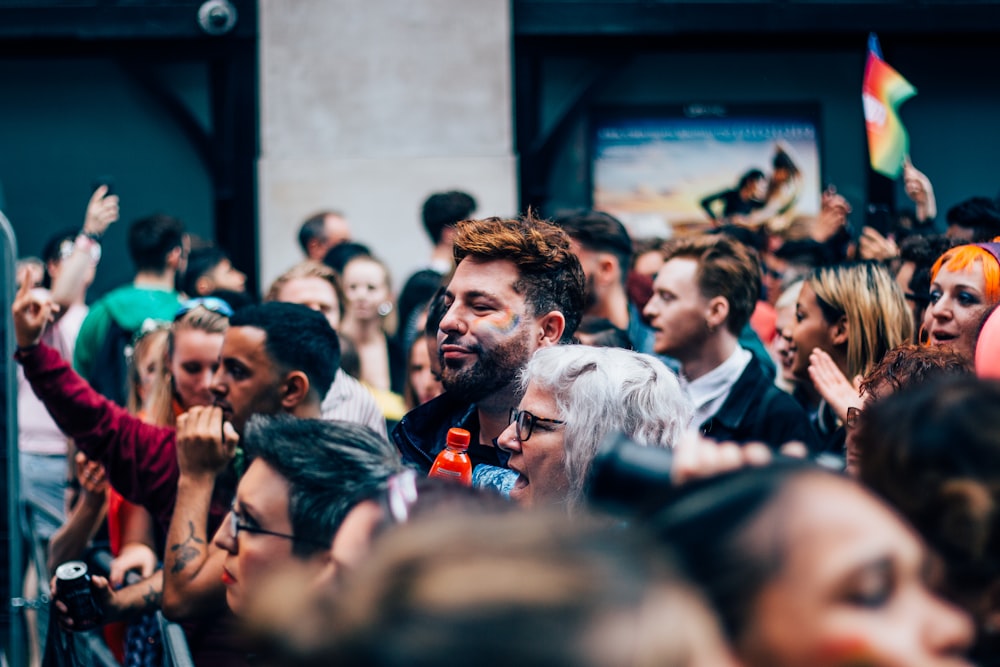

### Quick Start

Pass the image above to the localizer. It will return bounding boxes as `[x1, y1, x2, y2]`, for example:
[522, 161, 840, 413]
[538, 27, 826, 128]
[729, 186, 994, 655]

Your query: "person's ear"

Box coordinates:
[537, 311, 566, 347]
[280, 371, 311, 410]
[830, 314, 849, 346]
[595, 255, 618, 287]
[705, 296, 730, 332]
[194, 275, 215, 297]
[166, 246, 183, 270]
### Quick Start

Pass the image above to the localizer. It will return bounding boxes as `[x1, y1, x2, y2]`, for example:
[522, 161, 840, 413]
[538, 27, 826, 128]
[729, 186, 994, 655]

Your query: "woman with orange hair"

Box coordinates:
[924, 239, 1000, 362]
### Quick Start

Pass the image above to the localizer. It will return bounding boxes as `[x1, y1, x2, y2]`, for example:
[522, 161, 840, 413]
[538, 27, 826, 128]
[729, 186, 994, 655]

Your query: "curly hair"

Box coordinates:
[453, 213, 585, 342]
[857, 377, 1000, 608]
[858, 343, 972, 401]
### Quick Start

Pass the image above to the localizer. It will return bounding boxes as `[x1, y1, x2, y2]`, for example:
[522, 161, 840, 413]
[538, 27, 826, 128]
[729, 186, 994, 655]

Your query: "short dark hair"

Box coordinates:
[422, 191, 477, 244]
[453, 213, 586, 342]
[738, 169, 766, 191]
[181, 245, 228, 296]
[298, 210, 344, 255]
[242, 416, 403, 557]
[898, 234, 961, 300]
[552, 210, 633, 284]
[946, 197, 1000, 243]
[662, 235, 761, 334]
[128, 214, 185, 273]
[229, 302, 341, 400]
[323, 241, 371, 275]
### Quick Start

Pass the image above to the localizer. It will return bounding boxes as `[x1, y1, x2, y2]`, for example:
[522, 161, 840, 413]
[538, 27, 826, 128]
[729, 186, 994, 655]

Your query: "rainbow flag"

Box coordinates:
[862, 34, 917, 179]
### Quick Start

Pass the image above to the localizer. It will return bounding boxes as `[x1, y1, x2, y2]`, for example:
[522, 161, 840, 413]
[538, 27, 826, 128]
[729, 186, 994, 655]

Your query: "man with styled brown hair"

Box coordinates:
[643, 235, 814, 449]
[393, 213, 586, 473]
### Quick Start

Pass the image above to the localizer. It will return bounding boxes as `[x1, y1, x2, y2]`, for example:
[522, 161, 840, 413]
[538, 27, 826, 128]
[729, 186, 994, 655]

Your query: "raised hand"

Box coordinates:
[175, 405, 238, 479]
[12, 274, 58, 348]
[807, 347, 862, 423]
[83, 185, 120, 237]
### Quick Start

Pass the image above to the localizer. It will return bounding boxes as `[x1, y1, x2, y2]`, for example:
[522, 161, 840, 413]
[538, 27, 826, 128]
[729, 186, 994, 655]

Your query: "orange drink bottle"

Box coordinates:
[428, 427, 473, 486]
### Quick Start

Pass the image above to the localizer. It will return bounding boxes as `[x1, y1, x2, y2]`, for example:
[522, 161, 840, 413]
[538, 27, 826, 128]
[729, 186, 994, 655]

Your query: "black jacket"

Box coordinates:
[698, 356, 818, 451]
[392, 391, 506, 474]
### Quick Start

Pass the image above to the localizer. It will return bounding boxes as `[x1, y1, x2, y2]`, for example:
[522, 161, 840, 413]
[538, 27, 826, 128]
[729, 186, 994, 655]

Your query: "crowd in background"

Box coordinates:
[10, 154, 1000, 667]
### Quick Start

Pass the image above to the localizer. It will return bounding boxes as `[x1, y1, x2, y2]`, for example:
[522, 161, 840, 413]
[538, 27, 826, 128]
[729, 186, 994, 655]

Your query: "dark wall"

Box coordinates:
[516, 0, 1000, 235]
[0, 57, 213, 299]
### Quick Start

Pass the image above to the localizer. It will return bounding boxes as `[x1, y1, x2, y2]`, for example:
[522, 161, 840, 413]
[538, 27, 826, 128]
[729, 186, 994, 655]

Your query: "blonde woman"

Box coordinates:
[789, 261, 912, 453]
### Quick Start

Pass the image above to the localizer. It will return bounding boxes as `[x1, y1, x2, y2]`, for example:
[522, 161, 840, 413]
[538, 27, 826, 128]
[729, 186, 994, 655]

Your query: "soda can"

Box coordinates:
[54, 561, 103, 631]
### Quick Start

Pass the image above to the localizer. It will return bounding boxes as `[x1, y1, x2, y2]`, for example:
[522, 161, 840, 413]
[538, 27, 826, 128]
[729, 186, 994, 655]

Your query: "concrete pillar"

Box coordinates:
[258, 0, 517, 292]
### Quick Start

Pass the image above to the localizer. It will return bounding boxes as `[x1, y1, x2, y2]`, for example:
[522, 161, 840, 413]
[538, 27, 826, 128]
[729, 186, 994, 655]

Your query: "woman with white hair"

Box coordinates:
[496, 345, 692, 511]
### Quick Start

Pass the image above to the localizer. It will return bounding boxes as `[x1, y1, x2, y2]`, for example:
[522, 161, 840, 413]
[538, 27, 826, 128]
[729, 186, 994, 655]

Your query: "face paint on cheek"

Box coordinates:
[470, 310, 520, 336]
[813, 637, 879, 667]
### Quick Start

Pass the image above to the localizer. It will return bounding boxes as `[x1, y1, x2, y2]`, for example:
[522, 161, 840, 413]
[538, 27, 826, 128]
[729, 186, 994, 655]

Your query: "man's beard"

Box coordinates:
[439, 328, 532, 403]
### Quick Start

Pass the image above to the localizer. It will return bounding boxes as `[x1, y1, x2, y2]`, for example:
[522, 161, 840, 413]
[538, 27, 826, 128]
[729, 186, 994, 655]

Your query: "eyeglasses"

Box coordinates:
[175, 296, 234, 320]
[509, 408, 565, 442]
[229, 504, 327, 548]
[845, 406, 863, 430]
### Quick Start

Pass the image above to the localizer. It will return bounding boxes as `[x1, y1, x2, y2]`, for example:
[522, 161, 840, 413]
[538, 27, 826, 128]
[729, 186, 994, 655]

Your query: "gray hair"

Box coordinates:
[520, 345, 693, 508]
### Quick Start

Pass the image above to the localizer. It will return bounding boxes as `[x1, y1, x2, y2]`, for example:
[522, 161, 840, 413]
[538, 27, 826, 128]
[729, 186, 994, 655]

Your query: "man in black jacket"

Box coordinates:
[393, 213, 586, 472]
[643, 235, 816, 450]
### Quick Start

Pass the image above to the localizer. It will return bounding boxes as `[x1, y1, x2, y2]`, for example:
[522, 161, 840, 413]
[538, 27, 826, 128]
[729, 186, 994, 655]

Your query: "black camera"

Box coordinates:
[585, 431, 674, 516]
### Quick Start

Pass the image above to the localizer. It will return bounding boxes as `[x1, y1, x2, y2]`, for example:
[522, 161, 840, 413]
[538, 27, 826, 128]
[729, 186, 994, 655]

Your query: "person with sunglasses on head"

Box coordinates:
[14, 291, 340, 667]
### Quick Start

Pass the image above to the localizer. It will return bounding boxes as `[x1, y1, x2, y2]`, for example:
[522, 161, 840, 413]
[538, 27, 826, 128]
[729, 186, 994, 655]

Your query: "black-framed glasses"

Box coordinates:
[175, 296, 234, 321]
[509, 408, 565, 442]
[229, 504, 327, 548]
[845, 406, 863, 430]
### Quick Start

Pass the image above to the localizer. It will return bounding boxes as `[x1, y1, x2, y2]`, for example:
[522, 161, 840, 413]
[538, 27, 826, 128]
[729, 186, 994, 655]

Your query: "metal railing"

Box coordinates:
[18, 499, 193, 667]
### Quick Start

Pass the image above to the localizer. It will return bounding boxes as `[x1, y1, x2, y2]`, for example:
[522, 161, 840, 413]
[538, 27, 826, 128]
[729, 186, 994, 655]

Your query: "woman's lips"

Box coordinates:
[221, 568, 236, 585]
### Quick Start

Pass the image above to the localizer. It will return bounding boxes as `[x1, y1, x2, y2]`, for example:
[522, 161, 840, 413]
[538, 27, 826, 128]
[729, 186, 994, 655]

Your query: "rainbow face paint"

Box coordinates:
[470, 309, 521, 336]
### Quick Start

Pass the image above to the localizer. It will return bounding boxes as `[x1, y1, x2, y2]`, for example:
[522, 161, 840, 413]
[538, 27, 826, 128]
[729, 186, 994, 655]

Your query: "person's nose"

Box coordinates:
[210, 367, 227, 398]
[438, 301, 466, 337]
[496, 420, 521, 455]
[920, 590, 974, 660]
[929, 295, 951, 321]
[214, 512, 238, 554]
[642, 295, 659, 322]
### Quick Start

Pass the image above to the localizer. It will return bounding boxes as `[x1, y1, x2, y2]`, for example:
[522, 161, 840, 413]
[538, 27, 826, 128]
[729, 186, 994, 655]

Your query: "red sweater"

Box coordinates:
[17, 342, 181, 529]
[17, 342, 246, 667]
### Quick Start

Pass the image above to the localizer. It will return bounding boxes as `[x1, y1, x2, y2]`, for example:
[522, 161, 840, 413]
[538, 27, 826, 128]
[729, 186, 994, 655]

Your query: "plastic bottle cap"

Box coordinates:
[446, 427, 471, 449]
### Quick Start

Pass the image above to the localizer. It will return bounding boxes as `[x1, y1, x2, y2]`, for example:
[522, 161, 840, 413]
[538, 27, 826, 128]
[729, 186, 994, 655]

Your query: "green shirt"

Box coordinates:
[73, 285, 181, 380]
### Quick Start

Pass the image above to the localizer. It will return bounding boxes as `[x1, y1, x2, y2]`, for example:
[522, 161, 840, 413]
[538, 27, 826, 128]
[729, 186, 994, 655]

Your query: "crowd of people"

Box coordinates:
[11, 168, 1000, 667]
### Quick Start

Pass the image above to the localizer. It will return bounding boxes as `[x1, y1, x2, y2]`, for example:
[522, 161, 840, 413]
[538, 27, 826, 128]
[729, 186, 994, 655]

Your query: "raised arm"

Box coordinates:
[50, 186, 119, 308]
[14, 280, 179, 526]
[162, 406, 236, 620]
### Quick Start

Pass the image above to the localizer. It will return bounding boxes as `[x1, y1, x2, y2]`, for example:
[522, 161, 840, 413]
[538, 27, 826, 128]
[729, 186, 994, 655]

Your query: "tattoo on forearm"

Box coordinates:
[142, 584, 162, 608]
[169, 520, 206, 574]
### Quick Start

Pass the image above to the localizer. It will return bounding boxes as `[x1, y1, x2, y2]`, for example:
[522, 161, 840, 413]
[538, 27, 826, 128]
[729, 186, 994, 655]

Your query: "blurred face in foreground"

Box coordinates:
[738, 474, 973, 667]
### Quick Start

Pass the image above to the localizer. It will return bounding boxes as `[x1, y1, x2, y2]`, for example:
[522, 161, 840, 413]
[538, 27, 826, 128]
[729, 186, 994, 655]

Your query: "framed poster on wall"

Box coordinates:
[590, 104, 822, 240]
